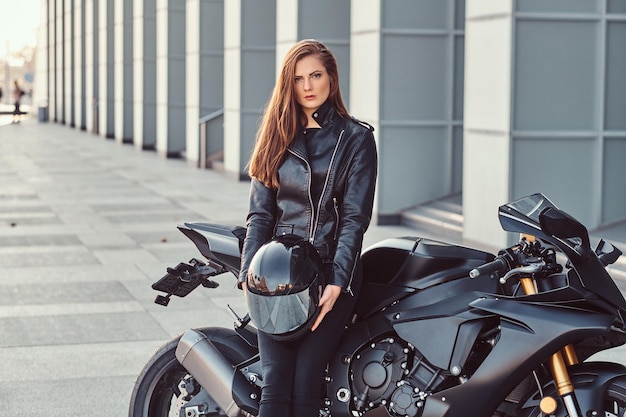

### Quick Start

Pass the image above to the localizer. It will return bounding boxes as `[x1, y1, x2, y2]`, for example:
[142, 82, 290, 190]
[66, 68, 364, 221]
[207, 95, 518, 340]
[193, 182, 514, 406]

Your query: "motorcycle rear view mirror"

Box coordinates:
[539, 207, 590, 252]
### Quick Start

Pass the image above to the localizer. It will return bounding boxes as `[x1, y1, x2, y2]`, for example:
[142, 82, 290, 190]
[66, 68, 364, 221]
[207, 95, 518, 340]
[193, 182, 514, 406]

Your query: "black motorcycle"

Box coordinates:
[129, 193, 626, 417]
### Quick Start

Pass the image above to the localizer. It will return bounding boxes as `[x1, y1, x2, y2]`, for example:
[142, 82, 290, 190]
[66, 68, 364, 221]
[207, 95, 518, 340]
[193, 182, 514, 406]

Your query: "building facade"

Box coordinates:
[34, 0, 626, 248]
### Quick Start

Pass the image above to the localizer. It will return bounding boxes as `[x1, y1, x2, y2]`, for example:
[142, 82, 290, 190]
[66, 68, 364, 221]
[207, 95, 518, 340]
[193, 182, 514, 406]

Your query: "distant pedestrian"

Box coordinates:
[12, 80, 23, 123]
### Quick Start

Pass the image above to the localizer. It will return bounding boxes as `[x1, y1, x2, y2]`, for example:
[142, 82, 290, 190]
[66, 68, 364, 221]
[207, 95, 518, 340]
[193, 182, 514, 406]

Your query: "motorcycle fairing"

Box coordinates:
[390, 290, 496, 370]
[178, 223, 245, 274]
[418, 297, 616, 417]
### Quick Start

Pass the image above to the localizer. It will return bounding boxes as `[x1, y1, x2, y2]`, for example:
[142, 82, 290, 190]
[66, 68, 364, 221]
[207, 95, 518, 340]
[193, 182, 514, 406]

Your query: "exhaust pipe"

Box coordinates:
[176, 329, 259, 417]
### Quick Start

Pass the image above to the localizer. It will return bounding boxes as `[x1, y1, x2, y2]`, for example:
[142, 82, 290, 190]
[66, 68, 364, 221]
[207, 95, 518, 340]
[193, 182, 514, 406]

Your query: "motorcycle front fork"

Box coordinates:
[520, 277, 583, 416]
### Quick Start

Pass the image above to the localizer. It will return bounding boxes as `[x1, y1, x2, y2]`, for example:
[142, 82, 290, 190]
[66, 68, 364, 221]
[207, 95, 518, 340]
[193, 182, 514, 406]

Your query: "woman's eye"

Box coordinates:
[312, 73, 321, 79]
[295, 76, 303, 83]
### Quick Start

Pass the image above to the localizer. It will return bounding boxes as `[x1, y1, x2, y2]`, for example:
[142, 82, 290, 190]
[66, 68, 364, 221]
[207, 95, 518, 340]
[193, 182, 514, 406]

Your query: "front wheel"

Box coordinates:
[506, 362, 626, 417]
[128, 328, 253, 417]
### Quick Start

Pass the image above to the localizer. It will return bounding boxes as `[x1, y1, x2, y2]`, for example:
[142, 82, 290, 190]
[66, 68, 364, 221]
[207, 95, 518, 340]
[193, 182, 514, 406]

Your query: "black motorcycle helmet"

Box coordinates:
[246, 234, 323, 341]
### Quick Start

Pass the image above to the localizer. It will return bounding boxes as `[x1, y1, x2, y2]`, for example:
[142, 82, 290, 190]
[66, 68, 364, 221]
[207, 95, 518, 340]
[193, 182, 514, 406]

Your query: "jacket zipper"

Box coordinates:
[310, 130, 344, 244]
[287, 148, 315, 241]
[332, 197, 340, 240]
[345, 250, 359, 296]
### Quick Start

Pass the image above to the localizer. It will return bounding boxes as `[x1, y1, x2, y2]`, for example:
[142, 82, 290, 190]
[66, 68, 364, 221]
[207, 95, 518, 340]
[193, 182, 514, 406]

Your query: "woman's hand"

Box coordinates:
[311, 284, 342, 331]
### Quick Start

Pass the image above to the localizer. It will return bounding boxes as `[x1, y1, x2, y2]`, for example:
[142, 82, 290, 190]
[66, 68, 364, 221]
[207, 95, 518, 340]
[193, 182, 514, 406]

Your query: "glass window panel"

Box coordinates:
[608, 0, 626, 14]
[514, 21, 599, 131]
[602, 137, 626, 223]
[378, 126, 448, 212]
[452, 126, 463, 193]
[300, 0, 350, 39]
[605, 23, 626, 130]
[383, 0, 449, 30]
[512, 137, 596, 227]
[453, 35, 465, 121]
[241, 0, 275, 46]
[516, 0, 600, 14]
[381, 35, 449, 121]
[455, 0, 465, 31]
[241, 51, 275, 108]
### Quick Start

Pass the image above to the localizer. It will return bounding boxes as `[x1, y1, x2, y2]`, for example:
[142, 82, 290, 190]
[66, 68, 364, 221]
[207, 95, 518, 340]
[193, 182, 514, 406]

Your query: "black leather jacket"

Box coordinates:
[239, 102, 377, 294]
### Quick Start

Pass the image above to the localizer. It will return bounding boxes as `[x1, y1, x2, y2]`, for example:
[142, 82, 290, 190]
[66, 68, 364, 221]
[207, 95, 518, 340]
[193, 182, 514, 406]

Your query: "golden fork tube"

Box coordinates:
[561, 344, 579, 365]
[519, 277, 537, 295]
[549, 351, 575, 395]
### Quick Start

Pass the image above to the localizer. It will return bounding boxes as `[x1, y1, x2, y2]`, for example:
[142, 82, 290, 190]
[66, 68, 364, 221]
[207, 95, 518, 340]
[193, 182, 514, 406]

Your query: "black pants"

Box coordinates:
[257, 265, 361, 417]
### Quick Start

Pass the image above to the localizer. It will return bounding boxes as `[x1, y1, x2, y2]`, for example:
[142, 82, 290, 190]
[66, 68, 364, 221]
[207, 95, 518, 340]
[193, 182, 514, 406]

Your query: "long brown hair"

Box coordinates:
[248, 39, 349, 189]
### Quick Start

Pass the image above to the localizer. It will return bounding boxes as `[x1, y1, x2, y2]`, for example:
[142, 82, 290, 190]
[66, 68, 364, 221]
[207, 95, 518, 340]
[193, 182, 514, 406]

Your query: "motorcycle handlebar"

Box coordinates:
[469, 257, 509, 279]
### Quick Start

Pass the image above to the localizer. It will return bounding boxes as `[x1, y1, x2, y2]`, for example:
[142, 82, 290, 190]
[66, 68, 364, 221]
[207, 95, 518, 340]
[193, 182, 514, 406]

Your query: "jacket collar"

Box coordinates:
[288, 101, 337, 157]
[310, 100, 335, 128]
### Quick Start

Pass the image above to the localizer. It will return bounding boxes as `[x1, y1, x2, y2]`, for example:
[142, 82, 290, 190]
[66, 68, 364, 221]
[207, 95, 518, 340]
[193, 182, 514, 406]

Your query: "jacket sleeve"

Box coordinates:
[330, 130, 378, 293]
[238, 178, 277, 289]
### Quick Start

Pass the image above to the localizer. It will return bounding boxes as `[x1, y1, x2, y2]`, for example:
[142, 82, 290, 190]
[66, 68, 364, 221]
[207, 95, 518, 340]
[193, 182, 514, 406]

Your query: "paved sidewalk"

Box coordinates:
[1, 118, 625, 416]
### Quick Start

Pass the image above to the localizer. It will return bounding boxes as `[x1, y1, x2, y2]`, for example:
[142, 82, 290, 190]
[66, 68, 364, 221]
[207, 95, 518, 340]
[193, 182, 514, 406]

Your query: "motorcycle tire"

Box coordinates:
[503, 363, 626, 417]
[128, 328, 253, 417]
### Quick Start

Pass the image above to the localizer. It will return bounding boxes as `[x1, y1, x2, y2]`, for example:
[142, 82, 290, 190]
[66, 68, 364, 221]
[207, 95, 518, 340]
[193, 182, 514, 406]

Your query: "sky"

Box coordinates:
[0, 0, 42, 52]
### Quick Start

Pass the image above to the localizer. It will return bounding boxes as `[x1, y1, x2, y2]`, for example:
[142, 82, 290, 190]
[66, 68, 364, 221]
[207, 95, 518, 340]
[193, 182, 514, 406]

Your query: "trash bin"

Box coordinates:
[38, 103, 48, 122]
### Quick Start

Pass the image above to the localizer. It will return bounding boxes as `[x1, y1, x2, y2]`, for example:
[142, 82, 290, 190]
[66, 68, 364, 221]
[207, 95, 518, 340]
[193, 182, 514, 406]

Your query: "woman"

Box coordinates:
[239, 39, 378, 417]
[12, 80, 23, 123]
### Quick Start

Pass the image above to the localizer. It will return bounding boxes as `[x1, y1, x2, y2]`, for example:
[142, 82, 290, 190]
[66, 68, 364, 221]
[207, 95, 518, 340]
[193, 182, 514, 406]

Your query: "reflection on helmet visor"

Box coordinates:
[247, 290, 314, 335]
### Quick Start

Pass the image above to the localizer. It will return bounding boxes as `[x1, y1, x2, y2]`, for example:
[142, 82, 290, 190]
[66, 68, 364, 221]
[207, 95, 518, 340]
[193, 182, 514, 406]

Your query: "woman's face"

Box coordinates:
[294, 55, 330, 117]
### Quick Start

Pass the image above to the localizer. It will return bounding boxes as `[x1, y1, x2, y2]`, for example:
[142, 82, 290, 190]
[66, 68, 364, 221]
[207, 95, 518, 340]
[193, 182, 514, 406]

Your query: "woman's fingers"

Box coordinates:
[311, 285, 342, 331]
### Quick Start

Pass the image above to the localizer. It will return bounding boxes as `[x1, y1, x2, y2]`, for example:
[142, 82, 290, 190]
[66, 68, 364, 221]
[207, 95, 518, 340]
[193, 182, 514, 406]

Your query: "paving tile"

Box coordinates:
[0, 341, 161, 381]
[0, 280, 135, 306]
[0, 249, 101, 268]
[0, 301, 144, 318]
[92, 248, 161, 266]
[0, 234, 82, 247]
[0, 264, 149, 285]
[0, 376, 138, 417]
[0, 311, 168, 348]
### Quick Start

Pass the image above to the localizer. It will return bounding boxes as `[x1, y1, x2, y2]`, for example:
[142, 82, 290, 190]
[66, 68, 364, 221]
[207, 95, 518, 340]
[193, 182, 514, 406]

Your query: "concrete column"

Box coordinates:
[64, 0, 74, 127]
[223, 0, 276, 179]
[156, 0, 186, 158]
[114, 0, 133, 143]
[51, 0, 64, 122]
[133, 0, 157, 150]
[33, 0, 50, 112]
[47, 0, 57, 121]
[351, 0, 381, 217]
[462, 1, 514, 247]
[185, 0, 224, 167]
[98, 0, 115, 138]
[56, 0, 65, 123]
[73, 0, 86, 130]
[275, 0, 298, 64]
[84, 0, 98, 134]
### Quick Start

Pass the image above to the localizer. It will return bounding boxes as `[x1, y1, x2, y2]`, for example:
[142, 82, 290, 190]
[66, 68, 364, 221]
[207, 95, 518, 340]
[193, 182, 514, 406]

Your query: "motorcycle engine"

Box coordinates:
[349, 337, 446, 417]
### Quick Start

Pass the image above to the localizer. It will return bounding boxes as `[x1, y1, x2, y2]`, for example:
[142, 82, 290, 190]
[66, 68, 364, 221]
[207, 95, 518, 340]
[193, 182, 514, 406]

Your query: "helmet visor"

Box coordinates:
[247, 289, 316, 335]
